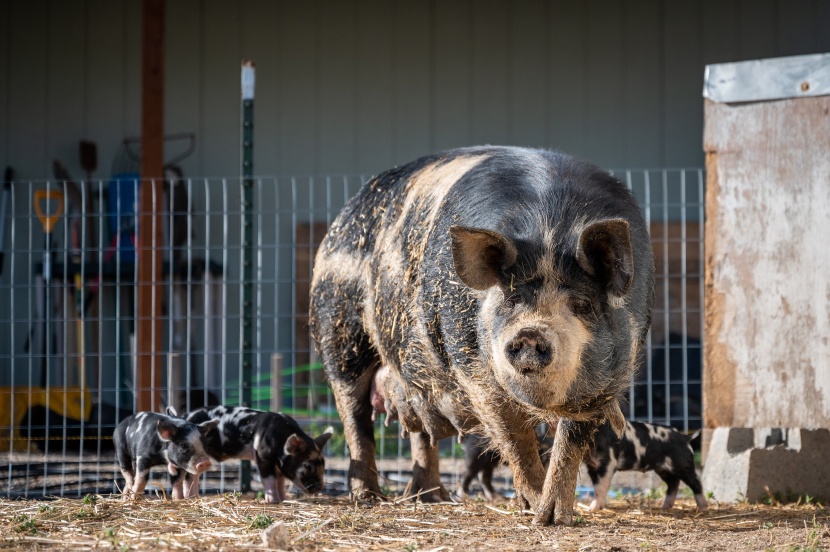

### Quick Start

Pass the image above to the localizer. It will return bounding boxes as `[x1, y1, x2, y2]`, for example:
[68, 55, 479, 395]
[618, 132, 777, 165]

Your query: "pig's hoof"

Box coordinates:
[350, 486, 386, 503]
[512, 492, 532, 511]
[419, 487, 451, 503]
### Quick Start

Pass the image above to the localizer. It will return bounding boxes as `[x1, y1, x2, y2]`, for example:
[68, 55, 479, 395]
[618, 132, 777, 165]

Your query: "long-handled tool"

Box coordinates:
[34, 189, 64, 386]
[0, 167, 12, 276]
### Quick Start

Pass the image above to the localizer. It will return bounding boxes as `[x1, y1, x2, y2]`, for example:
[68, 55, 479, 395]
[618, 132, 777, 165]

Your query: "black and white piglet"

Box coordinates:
[113, 411, 219, 499]
[177, 405, 333, 503]
[458, 434, 501, 500]
[458, 426, 554, 500]
[585, 420, 708, 511]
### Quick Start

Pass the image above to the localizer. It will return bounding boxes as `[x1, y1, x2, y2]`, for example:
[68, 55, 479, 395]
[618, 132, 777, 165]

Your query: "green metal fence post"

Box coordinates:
[240, 59, 255, 493]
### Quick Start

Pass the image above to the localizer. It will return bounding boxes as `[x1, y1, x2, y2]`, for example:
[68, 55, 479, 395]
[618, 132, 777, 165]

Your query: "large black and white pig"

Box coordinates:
[585, 420, 708, 511]
[113, 411, 218, 499]
[180, 406, 333, 503]
[310, 146, 654, 525]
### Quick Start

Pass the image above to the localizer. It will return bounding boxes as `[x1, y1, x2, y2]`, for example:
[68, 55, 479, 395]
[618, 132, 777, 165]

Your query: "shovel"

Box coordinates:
[34, 189, 64, 386]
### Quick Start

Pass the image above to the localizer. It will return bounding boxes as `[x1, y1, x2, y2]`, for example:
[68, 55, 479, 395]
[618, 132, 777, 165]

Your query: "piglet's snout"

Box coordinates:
[505, 328, 553, 373]
[194, 458, 212, 473]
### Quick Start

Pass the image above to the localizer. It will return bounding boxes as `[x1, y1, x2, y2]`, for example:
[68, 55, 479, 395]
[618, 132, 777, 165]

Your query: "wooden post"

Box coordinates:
[703, 53, 830, 447]
[137, 0, 165, 413]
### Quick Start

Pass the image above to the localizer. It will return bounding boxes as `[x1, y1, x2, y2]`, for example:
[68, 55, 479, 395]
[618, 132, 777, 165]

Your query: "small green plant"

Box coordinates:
[574, 514, 585, 526]
[705, 490, 715, 500]
[14, 514, 37, 535]
[255, 491, 265, 500]
[642, 488, 664, 501]
[103, 527, 122, 548]
[249, 513, 274, 529]
[403, 543, 418, 552]
[763, 522, 774, 530]
[83, 494, 99, 506]
[38, 504, 54, 514]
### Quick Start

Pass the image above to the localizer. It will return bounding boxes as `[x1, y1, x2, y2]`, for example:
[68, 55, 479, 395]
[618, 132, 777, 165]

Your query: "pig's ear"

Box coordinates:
[314, 426, 334, 449]
[576, 218, 633, 297]
[284, 434, 308, 456]
[450, 225, 518, 290]
[199, 419, 220, 433]
[166, 406, 179, 417]
[157, 419, 178, 441]
[602, 400, 626, 439]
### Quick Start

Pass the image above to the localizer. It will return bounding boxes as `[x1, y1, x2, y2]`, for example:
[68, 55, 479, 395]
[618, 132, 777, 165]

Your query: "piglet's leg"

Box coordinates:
[660, 474, 680, 509]
[534, 419, 597, 526]
[131, 470, 150, 499]
[260, 476, 280, 503]
[407, 431, 451, 502]
[480, 467, 496, 501]
[120, 469, 135, 499]
[276, 474, 287, 502]
[589, 463, 615, 511]
[184, 473, 201, 499]
[257, 454, 286, 504]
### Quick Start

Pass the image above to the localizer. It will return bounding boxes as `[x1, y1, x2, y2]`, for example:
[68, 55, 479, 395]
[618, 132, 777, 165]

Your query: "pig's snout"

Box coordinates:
[194, 459, 212, 473]
[505, 328, 553, 373]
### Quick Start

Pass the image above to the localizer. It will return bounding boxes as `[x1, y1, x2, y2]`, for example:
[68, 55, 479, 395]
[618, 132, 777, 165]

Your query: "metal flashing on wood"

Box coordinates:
[703, 53, 830, 104]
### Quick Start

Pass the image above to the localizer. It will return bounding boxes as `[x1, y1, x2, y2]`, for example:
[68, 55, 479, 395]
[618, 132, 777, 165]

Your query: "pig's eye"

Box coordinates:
[180, 442, 191, 452]
[504, 293, 523, 309]
[569, 297, 594, 317]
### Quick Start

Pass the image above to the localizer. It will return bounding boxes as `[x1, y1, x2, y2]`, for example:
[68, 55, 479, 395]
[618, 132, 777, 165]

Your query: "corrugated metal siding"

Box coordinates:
[0, 0, 829, 180]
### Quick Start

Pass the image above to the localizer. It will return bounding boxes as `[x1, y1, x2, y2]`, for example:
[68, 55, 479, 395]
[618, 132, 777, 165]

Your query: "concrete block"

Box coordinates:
[702, 427, 830, 502]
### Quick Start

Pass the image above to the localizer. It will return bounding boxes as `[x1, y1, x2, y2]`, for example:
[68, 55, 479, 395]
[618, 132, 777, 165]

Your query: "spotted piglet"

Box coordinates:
[113, 411, 219, 499]
[585, 420, 708, 511]
[180, 406, 333, 503]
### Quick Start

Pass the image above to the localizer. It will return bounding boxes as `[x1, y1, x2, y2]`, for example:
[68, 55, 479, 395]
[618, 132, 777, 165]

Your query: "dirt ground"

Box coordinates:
[1, 493, 827, 551]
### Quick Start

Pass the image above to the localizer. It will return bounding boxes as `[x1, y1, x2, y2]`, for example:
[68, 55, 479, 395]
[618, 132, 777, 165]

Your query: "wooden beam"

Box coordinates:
[137, 0, 165, 413]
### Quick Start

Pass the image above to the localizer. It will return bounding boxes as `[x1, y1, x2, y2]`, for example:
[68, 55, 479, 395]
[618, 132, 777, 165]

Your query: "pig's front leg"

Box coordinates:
[533, 418, 598, 526]
[408, 431, 451, 502]
[169, 463, 185, 500]
[489, 423, 546, 511]
[257, 454, 287, 503]
[184, 473, 201, 499]
[260, 474, 286, 503]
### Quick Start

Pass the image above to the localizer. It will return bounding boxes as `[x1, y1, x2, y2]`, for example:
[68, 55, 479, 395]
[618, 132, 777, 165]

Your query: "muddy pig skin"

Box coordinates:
[585, 420, 708, 511]
[178, 406, 333, 503]
[309, 146, 654, 525]
[113, 411, 218, 499]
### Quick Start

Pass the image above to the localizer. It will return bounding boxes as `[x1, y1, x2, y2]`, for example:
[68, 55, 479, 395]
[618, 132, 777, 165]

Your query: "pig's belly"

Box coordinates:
[370, 364, 479, 440]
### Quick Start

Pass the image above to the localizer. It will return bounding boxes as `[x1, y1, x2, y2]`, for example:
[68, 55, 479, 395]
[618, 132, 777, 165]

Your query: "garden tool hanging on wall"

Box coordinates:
[34, 189, 64, 386]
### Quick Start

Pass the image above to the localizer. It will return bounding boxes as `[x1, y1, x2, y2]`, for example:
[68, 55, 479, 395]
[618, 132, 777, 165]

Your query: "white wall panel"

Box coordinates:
[1, 0, 828, 178]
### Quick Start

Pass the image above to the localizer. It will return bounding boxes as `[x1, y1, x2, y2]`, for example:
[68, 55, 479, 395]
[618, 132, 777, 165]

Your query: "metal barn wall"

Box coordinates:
[1, 0, 829, 182]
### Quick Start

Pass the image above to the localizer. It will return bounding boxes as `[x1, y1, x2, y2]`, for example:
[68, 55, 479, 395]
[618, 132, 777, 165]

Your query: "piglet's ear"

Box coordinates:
[199, 419, 220, 433]
[284, 433, 307, 456]
[450, 226, 518, 291]
[576, 218, 633, 297]
[314, 426, 334, 449]
[157, 419, 177, 441]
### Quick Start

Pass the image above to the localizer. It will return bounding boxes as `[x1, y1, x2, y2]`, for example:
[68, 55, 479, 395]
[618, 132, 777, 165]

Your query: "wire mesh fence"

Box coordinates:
[0, 167, 704, 499]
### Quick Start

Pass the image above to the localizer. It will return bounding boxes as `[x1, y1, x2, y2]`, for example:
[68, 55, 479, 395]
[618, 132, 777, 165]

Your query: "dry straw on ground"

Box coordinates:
[1, 492, 828, 551]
